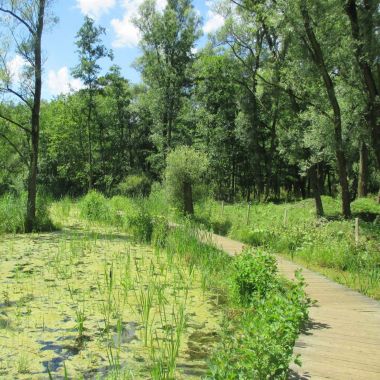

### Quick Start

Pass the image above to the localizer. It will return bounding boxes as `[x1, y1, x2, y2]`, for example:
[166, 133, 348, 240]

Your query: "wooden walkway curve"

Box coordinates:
[205, 233, 380, 380]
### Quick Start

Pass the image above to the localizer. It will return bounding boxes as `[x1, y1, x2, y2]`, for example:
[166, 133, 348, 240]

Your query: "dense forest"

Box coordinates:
[0, 0, 379, 231]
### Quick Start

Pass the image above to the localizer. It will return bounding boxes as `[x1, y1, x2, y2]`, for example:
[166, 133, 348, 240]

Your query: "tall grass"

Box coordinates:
[0, 192, 55, 233]
[196, 196, 380, 299]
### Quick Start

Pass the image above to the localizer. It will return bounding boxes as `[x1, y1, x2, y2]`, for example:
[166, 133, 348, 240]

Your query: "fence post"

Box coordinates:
[221, 200, 224, 216]
[283, 208, 288, 227]
[355, 217, 359, 246]
[246, 202, 251, 225]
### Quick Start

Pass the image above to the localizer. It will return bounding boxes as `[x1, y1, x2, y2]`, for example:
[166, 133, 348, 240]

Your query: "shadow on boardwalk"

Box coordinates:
[300, 318, 331, 336]
[288, 369, 311, 379]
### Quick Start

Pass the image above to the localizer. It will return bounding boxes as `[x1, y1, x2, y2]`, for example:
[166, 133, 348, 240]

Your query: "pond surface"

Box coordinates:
[0, 225, 223, 379]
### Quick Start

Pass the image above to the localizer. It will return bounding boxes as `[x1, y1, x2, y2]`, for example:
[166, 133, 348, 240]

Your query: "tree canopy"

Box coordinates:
[0, 0, 379, 224]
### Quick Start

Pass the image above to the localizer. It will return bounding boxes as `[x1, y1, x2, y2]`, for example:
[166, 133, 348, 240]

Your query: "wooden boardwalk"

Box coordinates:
[206, 233, 380, 380]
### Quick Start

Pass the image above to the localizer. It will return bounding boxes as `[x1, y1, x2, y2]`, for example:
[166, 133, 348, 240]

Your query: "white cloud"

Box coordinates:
[111, 0, 167, 48]
[76, 0, 116, 19]
[6, 55, 28, 83]
[203, 11, 224, 34]
[48, 67, 83, 96]
[203, 1, 225, 34]
[111, 16, 141, 48]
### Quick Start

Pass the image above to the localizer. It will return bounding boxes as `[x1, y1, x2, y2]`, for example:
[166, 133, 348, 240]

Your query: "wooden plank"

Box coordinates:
[206, 233, 380, 380]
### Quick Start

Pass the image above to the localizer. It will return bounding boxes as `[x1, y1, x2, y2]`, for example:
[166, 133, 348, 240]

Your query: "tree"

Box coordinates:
[72, 16, 113, 190]
[134, 0, 201, 173]
[165, 146, 208, 215]
[345, 0, 380, 165]
[297, 0, 351, 217]
[0, 0, 52, 231]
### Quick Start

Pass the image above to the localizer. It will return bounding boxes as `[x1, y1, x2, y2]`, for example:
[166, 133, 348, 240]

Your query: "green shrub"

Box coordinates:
[116, 174, 151, 198]
[233, 249, 278, 305]
[79, 191, 109, 222]
[127, 208, 153, 243]
[351, 197, 380, 214]
[210, 216, 232, 235]
[207, 270, 310, 380]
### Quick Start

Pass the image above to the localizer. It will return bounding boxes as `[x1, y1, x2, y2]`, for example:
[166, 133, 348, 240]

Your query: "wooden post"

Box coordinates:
[221, 201, 224, 216]
[246, 202, 251, 225]
[355, 217, 359, 246]
[283, 208, 288, 227]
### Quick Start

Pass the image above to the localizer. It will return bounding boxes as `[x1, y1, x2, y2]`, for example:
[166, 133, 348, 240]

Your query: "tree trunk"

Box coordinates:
[345, 0, 380, 169]
[183, 181, 194, 215]
[301, 0, 351, 218]
[327, 170, 332, 196]
[25, 0, 45, 232]
[87, 94, 93, 191]
[357, 141, 368, 197]
[310, 164, 324, 217]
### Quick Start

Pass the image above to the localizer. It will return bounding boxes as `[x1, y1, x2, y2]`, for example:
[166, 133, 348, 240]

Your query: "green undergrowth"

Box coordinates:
[0, 192, 56, 234]
[52, 193, 311, 379]
[195, 196, 380, 299]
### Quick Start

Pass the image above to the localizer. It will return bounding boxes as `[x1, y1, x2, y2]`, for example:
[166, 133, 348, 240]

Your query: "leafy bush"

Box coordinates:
[79, 191, 109, 222]
[233, 249, 278, 305]
[210, 216, 232, 235]
[207, 270, 310, 380]
[116, 174, 151, 198]
[127, 208, 153, 243]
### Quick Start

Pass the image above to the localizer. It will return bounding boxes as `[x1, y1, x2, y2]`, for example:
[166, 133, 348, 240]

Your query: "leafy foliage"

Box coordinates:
[233, 250, 278, 304]
[116, 174, 151, 198]
[79, 191, 109, 222]
[165, 146, 209, 213]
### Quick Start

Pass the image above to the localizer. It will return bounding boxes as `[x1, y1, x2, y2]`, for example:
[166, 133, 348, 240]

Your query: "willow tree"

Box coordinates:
[165, 146, 208, 215]
[0, 0, 52, 231]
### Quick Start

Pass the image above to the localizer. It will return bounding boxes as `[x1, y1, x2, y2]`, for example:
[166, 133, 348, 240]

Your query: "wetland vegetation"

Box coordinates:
[0, 195, 310, 378]
[1, 0, 380, 378]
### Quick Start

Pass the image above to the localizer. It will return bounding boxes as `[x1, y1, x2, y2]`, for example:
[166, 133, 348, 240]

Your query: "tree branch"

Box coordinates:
[1, 86, 32, 109]
[0, 113, 31, 134]
[0, 7, 35, 35]
[0, 131, 29, 167]
[255, 72, 333, 121]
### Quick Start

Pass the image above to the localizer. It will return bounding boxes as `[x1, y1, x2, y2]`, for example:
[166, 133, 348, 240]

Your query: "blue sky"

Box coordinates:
[40, 0, 225, 99]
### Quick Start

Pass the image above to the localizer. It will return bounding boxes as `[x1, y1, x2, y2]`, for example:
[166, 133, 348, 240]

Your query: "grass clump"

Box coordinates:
[79, 190, 110, 222]
[152, 215, 170, 248]
[0, 192, 55, 233]
[0, 193, 25, 233]
[127, 207, 153, 243]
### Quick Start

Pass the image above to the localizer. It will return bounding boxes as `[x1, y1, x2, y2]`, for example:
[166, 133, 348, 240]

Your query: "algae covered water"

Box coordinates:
[0, 225, 223, 379]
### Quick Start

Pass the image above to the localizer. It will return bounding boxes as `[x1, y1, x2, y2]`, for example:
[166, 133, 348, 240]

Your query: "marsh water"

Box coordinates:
[0, 219, 224, 379]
